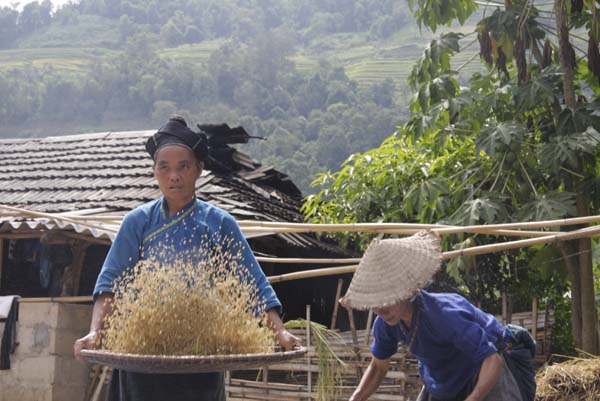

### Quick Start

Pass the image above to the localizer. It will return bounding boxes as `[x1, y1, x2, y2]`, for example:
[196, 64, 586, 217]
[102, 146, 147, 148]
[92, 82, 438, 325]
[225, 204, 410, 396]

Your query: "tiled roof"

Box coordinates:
[0, 130, 341, 252]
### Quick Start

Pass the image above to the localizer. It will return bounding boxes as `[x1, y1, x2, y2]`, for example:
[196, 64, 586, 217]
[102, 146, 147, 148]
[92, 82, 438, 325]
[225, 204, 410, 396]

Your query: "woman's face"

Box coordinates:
[153, 145, 203, 206]
[372, 301, 410, 326]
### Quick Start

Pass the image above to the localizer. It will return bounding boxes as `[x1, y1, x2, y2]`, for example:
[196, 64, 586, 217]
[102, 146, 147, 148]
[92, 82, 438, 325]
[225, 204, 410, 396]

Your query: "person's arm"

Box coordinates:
[73, 292, 114, 362]
[349, 357, 390, 401]
[266, 308, 302, 350]
[465, 352, 503, 401]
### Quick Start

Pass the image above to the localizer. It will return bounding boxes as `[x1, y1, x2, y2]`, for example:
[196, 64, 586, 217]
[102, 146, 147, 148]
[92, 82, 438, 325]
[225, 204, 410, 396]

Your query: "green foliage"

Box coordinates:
[303, 131, 481, 232]
[408, 0, 477, 32]
[305, 0, 600, 321]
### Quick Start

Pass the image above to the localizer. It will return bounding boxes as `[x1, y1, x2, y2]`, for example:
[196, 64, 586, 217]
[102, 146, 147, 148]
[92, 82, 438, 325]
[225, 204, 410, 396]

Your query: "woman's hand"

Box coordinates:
[275, 328, 302, 350]
[266, 308, 302, 350]
[73, 331, 100, 363]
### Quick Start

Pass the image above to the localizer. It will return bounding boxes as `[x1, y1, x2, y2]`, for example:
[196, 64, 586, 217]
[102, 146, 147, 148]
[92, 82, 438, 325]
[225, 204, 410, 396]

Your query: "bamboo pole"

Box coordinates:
[442, 225, 600, 260]
[257, 256, 361, 264]
[242, 225, 585, 239]
[238, 221, 444, 230]
[267, 265, 358, 284]
[238, 214, 600, 231]
[265, 226, 600, 282]
[330, 279, 344, 330]
[19, 296, 93, 303]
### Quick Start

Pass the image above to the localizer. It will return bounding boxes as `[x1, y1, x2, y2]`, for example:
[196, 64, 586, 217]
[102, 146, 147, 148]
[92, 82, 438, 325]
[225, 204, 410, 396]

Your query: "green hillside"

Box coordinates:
[0, 0, 485, 192]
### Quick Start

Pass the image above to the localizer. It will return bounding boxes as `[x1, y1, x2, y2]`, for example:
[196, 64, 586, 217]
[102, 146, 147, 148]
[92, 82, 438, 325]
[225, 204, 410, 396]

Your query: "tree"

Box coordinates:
[0, 7, 18, 48]
[306, 0, 600, 353]
[17, 0, 53, 36]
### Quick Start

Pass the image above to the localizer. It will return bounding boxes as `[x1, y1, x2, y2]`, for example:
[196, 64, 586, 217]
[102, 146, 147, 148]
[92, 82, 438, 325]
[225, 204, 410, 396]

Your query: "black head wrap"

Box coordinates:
[145, 116, 209, 162]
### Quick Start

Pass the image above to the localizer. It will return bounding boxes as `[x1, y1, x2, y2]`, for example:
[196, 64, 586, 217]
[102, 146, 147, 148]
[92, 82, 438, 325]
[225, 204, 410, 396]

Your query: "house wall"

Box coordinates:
[0, 302, 93, 401]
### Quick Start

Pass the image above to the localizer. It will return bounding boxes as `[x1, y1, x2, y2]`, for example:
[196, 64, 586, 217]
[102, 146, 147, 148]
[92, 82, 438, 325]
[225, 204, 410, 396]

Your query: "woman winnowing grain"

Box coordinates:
[73, 116, 301, 401]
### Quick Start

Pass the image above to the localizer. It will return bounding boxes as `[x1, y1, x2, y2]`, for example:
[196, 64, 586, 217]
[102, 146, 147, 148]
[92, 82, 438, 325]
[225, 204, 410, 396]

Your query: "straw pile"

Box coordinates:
[101, 242, 274, 356]
[535, 356, 600, 401]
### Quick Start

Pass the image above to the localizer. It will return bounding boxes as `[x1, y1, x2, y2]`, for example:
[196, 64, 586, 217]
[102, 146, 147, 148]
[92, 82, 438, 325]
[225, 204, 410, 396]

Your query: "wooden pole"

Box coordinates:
[0, 239, 3, 290]
[531, 297, 538, 340]
[502, 291, 508, 326]
[346, 307, 363, 380]
[90, 366, 109, 401]
[330, 279, 344, 330]
[306, 305, 311, 401]
[69, 241, 90, 296]
[365, 310, 374, 345]
[543, 304, 551, 359]
[19, 296, 93, 303]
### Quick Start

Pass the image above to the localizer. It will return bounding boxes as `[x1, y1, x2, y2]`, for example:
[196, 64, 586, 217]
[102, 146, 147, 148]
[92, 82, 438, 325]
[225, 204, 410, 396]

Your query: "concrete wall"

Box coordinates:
[0, 302, 93, 401]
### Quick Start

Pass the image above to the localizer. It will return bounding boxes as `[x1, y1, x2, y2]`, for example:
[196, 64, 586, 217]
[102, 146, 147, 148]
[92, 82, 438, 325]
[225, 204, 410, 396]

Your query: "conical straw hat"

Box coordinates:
[341, 231, 441, 310]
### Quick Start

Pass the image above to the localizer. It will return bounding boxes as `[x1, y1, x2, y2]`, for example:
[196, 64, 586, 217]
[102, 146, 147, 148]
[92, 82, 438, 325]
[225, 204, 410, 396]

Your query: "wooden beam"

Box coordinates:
[531, 297, 538, 340]
[0, 238, 3, 289]
[62, 232, 111, 246]
[19, 296, 93, 303]
[68, 241, 90, 296]
[0, 233, 45, 239]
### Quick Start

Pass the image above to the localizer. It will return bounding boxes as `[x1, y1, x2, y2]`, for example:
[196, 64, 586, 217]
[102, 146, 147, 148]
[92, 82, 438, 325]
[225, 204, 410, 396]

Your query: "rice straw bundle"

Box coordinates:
[284, 319, 347, 401]
[101, 241, 274, 356]
[535, 356, 600, 401]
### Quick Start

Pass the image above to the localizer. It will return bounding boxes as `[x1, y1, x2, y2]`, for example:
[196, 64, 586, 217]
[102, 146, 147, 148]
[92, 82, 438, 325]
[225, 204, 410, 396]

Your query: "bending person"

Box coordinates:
[341, 231, 524, 401]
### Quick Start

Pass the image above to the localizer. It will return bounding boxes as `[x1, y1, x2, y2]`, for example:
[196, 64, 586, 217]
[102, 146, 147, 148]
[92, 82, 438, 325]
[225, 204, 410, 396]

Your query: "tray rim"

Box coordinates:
[78, 346, 307, 374]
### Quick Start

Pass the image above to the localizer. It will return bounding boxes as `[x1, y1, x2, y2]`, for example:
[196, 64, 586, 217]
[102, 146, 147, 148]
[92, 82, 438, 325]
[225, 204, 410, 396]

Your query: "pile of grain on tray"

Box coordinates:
[101, 240, 275, 356]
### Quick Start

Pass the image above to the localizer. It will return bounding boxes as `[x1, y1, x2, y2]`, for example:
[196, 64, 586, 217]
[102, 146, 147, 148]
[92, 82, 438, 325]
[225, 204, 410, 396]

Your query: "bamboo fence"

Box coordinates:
[2, 204, 600, 284]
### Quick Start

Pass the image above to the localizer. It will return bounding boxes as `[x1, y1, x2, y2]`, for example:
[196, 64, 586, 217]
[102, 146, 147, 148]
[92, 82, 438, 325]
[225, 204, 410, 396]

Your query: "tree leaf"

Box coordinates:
[517, 191, 577, 221]
[475, 121, 526, 158]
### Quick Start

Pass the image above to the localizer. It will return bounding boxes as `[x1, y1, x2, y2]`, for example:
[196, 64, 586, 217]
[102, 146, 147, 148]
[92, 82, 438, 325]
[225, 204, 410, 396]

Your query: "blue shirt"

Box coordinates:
[93, 197, 282, 314]
[371, 291, 503, 399]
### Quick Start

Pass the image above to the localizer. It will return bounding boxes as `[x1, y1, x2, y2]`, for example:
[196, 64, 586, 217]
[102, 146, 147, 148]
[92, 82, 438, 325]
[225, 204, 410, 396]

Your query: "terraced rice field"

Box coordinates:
[0, 47, 117, 74]
[158, 40, 225, 64]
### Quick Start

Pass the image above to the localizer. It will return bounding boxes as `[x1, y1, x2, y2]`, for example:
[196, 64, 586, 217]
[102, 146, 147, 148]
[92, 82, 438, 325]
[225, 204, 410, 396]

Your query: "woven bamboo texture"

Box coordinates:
[80, 347, 307, 374]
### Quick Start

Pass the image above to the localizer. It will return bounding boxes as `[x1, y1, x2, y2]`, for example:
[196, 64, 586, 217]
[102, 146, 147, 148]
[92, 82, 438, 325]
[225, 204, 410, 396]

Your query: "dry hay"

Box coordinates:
[101, 240, 275, 356]
[284, 319, 347, 401]
[536, 356, 600, 401]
